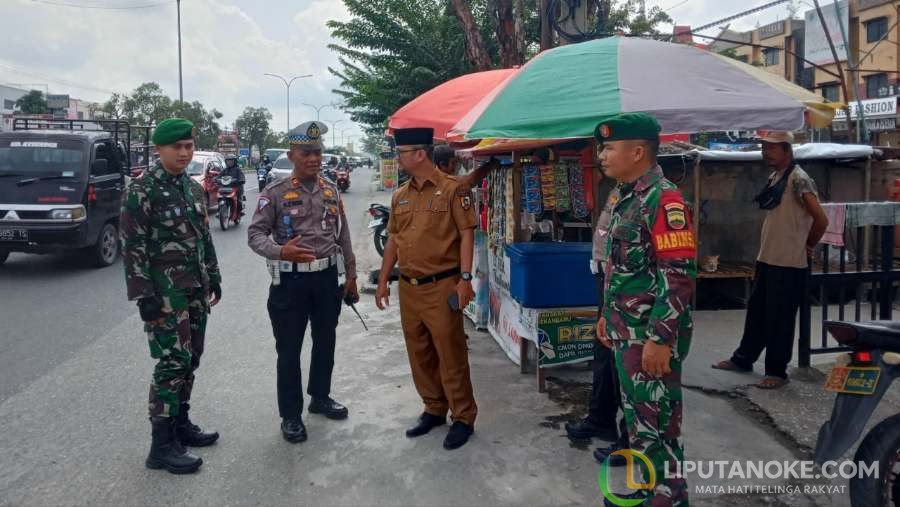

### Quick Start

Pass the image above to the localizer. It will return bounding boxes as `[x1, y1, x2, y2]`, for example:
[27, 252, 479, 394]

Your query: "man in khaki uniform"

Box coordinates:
[375, 127, 478, 450]
[248, 120, 358, 443]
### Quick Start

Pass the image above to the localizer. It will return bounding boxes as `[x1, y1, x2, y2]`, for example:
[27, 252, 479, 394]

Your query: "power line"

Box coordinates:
[692, 0, 791, 34]
[29, 0, 174, 9]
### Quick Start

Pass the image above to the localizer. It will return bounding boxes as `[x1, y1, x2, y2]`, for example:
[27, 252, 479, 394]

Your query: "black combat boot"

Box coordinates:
[146, 416, 203, 474]
[174, 403, 219, 447]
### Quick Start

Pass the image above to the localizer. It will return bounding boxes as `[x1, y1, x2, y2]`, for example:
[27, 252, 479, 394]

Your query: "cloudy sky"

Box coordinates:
[2, 0, 803, 143]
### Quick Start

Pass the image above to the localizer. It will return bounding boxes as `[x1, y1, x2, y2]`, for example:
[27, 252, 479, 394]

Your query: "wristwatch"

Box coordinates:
[460, 272, 473, 281]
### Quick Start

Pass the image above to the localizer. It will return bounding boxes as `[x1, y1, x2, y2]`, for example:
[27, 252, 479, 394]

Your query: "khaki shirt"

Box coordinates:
[247, 174, 357, 279]
[388, 167, 477, 278]
[757, 164, 818, 269]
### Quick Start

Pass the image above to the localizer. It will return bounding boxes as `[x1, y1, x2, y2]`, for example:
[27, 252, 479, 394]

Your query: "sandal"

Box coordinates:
[755, 376, 789, 389]
[711, 360, 752, 372]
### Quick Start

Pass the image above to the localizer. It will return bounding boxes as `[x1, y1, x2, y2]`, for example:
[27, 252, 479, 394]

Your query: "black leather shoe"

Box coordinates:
[594, 442, 628, 466]
[603, 491, 646, 507]
[174, 403, 219, 447]
[565, 418, 618, 441]
[308, 397, 349, 420]
[281, 418, 308, 443]
[405, 412, 446, 438]
[443, 421, 474, 450]
[145, 417, 203, 474]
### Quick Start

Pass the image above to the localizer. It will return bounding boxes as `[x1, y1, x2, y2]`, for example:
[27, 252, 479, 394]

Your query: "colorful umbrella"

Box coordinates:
[449, 36, 835, 141]
[388, 68, 519, 141]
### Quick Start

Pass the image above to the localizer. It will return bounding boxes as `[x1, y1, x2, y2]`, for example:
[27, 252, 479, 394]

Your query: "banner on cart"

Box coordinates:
[537, 309, 598, 368]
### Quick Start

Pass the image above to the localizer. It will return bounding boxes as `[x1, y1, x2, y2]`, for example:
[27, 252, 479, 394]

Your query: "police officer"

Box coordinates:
[247, 120, 358, 443]
[220, 154, 246, 214]
[595, 113, 696, 507]
[375, 128, 478, 451]
[120, 118, 222, 475]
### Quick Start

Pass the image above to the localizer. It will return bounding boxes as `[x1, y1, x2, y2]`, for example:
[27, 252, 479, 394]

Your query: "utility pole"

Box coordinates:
[322, 119, 344, 148]
[177, 0, 183, 102]
[264, 73, 312, 133]
[812, 0, 855, 141]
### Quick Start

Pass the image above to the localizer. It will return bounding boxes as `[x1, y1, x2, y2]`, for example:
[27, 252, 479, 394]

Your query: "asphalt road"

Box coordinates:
[0, 167, 373, 404]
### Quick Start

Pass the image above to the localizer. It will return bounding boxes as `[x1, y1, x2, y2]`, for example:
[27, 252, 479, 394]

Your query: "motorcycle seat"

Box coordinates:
[825, 320, 900, 352]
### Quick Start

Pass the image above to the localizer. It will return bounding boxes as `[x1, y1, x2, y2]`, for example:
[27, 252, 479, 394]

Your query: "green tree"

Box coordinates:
[169, 100, 223, 150]
[328, 0, 478, 132]
[234, 107, 273, 152]
[99, 83, 223, 149]
[15, 90, 48, 114]
[263, 130, 288, 150]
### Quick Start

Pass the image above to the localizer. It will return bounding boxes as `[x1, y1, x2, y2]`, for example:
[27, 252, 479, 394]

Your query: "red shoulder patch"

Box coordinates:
[652, 191, 695, 259]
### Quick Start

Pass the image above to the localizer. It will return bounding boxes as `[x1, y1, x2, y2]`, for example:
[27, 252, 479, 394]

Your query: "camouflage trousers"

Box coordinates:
[145, 288, 209, 418]
[613, 340, 689, 507]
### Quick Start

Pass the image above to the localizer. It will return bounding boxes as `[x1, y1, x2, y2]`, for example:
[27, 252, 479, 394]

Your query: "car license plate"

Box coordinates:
[0, 228, 28, 242]
[824, 365, 881, 395]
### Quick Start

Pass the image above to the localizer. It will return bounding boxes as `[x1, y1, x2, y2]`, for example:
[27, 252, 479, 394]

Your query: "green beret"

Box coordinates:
[594, 112, 661, 142]
[152, 118, 195, 146]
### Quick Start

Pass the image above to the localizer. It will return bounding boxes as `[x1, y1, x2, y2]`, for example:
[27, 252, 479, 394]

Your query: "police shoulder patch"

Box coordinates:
[258, 196, 271, 211]
[460, 195, 472, 210]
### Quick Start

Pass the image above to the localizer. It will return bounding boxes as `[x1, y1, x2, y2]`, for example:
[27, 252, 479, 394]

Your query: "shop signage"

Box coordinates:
[46, 94, 69, 110]
[805, 1, 849, 67]
[833, 97, 897, 120]
[833, 117, 896, 132]
[537, 309, 597, 368]
[758, 21, 786, 40]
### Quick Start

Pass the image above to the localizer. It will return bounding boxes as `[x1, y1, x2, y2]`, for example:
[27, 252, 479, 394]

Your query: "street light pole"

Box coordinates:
[340, 128, 354, 146]
[177, 0, 183, 102]
[264, 73, 313, 132]
[322, 119, 344, 148]
[301, 103, 334, 121]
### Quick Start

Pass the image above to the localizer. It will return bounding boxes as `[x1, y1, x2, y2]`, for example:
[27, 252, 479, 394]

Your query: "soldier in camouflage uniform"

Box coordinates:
[120, 118, 222, 474]
[594, 113, 696, 507]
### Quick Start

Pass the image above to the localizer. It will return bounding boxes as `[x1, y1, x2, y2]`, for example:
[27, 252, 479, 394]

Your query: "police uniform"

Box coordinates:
[247, 121, 356, 441]
[598, 114, 696, 507]
[121, 118, 220, 474]
[387, 128, 478, 449]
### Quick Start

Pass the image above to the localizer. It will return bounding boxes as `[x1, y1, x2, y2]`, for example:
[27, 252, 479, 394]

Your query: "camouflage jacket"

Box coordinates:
[120, 163, 221, 302]
[602, 165, 696, 358]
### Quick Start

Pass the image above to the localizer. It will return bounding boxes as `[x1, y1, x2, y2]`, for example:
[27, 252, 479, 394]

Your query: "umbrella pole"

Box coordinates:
[693, 156, 702, 309]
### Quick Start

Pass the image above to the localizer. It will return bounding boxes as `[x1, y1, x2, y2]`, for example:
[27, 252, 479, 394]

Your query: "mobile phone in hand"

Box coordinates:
[447, 292, 460, 311]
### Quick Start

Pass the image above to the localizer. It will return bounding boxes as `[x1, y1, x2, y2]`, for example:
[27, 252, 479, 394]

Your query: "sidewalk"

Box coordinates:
[542, 308, 900, 507]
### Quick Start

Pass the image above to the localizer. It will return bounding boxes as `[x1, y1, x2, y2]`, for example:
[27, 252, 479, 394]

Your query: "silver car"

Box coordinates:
[266, 153, 294, 185]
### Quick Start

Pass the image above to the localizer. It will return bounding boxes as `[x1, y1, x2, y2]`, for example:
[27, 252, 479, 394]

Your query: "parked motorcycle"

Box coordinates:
[814, 320, 900, 506]
[215, 175, 242, 231]
[368, 203, 390, 257]
[336, 170, 350, 193]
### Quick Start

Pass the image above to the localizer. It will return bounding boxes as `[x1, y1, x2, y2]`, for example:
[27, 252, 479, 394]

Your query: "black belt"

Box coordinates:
[400, 267, 460, 286]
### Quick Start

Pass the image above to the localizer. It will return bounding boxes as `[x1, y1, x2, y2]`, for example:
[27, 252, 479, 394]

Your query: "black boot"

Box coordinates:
[175, 403, 219, 447]
[308, 397, 349, 420]
[281, 418, 308, 443]
[593, 442, 628, 466]
[443, 421, 474, 450]
[146, 417, 203, 474]
[565, 418, 618, 441]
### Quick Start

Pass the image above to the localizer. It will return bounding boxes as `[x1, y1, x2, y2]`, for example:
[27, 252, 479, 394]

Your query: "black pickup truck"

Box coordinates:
[0, 119, 151, 267]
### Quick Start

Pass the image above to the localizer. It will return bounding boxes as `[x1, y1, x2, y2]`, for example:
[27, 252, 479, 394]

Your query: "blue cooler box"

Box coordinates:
[505, 242, 598, 308]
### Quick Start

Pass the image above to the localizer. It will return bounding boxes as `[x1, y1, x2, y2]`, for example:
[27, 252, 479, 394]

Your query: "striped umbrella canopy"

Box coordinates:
[387, 68, 519, 141]
[448, 36, 836, 141]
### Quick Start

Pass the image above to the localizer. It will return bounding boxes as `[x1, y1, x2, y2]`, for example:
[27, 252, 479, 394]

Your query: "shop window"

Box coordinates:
[763, 48, 779, 66]
[866, 17, 889, 43]
[822, 84, 840, 102]
[865, 73, 890, 98]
